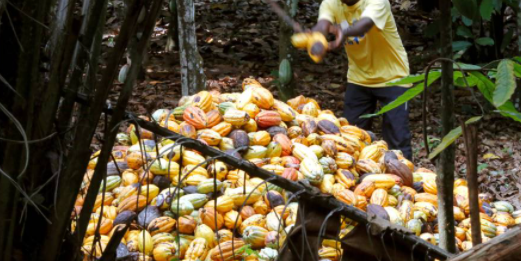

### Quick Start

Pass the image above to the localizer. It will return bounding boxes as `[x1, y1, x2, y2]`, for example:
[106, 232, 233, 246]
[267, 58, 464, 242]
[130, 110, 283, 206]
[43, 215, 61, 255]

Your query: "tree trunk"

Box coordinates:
[461, 123, 481, 245]
[49, 0, 72, 56]
[515, 2, 521, 111]
[166, 0, 179, 52]
[85, 0, 107, 91]
[277, 0, 297, 101]
[177, 0, 206, 96]
[436, 0, 457, 254]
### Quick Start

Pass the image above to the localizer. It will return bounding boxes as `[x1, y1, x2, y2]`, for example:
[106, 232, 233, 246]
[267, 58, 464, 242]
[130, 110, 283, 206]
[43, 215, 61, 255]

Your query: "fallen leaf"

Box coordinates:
[483, 153, 501, 160]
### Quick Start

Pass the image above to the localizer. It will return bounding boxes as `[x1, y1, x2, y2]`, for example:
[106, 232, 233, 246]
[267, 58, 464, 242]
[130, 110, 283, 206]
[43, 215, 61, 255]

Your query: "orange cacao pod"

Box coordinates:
[183, 106, 208, 129]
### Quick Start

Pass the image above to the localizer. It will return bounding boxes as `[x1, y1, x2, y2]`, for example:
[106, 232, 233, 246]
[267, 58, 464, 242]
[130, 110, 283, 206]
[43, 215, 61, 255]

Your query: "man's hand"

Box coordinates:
[314, 18, 376, 51]
[328, 24, 346, 50]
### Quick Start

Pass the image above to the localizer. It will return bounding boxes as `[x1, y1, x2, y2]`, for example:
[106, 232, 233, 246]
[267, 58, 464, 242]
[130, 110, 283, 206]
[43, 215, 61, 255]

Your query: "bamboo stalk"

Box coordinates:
[75, 0, 163, 243]
[40, 1, 147, 260]
[55, 0, 109, 138]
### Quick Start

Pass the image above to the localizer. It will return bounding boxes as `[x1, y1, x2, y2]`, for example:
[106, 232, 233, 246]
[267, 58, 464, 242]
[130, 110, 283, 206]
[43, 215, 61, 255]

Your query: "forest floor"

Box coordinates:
[97, 0, 521, 207]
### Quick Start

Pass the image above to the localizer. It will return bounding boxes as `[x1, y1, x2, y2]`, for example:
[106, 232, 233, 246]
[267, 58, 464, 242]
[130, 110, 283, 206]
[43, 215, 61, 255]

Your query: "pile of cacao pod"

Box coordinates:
[75, 79, 521, 260]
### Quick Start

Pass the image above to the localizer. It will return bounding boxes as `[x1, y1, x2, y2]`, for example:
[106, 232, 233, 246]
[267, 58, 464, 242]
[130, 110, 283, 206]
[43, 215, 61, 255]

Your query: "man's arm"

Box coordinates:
[312, 20, 332, 35]
[328, 18, 375, 49]
[311, 18, 375, 50]
[342, 17, 374, 37]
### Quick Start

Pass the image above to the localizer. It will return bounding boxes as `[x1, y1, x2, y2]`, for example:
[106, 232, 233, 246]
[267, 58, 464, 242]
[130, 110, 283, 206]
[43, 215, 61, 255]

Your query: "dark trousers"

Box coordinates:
[343, 83, 412, 160]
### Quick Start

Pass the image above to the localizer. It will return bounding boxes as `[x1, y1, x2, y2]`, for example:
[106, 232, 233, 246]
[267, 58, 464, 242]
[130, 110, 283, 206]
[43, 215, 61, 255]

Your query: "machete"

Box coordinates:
[265, 0, 305, 33]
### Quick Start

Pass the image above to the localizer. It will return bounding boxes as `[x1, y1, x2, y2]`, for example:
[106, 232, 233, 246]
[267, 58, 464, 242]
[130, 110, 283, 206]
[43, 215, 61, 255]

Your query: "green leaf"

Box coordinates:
[361, 72, 441, 118]
[453, 41, 472, 52]
[454, 63, 481, 70]
[498, 101, 521, 123]
[476, 37, 495, 46]
[470, 71, 494, 100]
[456, 26, 473, 38]
[513, 62, 521, 78]
[452, 7, 460, 22]
[480, 0, 494, 20]
[465, 116, 482, 125]
[470, 71, 521, 123]
[454, 0, 478, 19]
[492, 0, 502, 11]
[462, 16, 473, 26]
[454, 72, 477, 87]
[478, 163, 488, 172]
[386, 74, 432, 86]
[428, 127, 462, 160]
[428, 116, 482, 160]
[494, 59, 516, 107]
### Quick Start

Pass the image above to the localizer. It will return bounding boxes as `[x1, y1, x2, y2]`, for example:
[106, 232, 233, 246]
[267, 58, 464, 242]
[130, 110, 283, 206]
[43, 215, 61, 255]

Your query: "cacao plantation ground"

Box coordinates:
[95, 0, 521, 208]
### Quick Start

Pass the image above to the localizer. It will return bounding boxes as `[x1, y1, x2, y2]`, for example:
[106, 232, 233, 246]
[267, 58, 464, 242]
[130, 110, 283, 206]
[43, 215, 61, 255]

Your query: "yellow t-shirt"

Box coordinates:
[318, 0, 410, 87]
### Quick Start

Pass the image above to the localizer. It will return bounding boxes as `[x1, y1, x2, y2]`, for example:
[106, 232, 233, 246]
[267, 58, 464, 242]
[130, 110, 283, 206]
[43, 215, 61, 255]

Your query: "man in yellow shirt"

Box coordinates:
[313, 0, 412, 159]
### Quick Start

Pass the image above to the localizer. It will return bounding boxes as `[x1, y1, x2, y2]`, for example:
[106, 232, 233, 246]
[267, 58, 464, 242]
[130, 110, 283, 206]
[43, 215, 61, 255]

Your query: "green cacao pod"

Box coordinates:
[279, 59, 292, 85]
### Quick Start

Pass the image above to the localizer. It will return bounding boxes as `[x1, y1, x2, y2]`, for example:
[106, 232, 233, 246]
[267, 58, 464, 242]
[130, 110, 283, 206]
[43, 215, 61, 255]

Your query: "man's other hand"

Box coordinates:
[328, 25, 346, 50]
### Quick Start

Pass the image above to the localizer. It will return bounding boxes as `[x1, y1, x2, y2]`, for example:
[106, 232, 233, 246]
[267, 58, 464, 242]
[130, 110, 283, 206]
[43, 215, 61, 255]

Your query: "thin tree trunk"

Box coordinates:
[49, 0, 72, 55]
[177, 0, 206, 96]
[0, 0, 5, 24]
[515, 2, 521, 111]
[35, 0, 77, 151]
[85, 1, 106, 92]
[461, 123, 481, 246]
[436, 0, 457, 254]
[519, 1, 521, 54]
[166, 0, 179, 52]
[277, 0, 297, 101]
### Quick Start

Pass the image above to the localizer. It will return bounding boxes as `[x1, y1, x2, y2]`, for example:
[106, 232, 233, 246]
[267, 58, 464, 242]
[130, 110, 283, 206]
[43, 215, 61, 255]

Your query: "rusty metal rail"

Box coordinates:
[127, 112, 453, 261]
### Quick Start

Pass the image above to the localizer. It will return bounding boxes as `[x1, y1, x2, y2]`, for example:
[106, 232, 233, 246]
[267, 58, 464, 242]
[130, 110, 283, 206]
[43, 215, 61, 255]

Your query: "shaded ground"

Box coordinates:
[97, 0, 521, 206]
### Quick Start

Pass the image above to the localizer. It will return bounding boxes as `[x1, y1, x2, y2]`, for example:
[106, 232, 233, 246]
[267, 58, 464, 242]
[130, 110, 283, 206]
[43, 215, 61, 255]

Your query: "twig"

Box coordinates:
[6, 0, 50, 29]
[0, 103, 29, 178]
[4, 7, 24, 52]
[0, 73, 23, 98]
